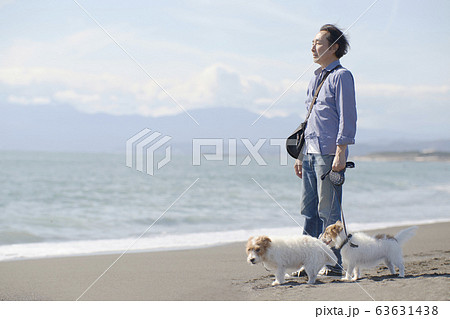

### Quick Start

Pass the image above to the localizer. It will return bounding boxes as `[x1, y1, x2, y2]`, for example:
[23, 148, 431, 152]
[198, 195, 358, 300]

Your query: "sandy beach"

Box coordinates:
[0, 222, 448, 301]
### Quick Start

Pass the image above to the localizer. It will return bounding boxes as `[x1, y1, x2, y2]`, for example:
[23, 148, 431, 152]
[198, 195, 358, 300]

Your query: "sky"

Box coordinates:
[1, 0, 449, 140]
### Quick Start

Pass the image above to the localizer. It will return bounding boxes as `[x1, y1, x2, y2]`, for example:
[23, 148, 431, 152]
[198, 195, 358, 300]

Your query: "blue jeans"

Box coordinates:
[300, 154, 342, 269]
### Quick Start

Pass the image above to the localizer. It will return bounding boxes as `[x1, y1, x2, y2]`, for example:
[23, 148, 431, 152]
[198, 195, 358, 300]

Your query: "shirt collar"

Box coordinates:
[314, 60, 341, 75]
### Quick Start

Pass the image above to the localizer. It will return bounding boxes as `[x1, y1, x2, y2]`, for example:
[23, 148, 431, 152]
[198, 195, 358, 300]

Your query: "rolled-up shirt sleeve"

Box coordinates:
[334, 70, 357, 146]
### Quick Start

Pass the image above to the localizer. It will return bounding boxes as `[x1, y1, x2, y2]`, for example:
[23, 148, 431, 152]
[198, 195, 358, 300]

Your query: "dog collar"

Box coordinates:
[339, 234, 359, 249]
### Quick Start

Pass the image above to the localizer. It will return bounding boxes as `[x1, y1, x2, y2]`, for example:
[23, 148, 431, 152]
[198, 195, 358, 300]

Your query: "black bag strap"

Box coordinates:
[303, 64, 341, 124]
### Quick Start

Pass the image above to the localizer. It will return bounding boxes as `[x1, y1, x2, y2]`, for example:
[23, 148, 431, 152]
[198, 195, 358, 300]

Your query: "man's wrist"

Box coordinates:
[336, 144, 347, 155]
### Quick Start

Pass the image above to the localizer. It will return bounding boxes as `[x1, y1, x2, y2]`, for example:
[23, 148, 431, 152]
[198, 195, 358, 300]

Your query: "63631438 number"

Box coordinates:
[375, 306, 438, 316]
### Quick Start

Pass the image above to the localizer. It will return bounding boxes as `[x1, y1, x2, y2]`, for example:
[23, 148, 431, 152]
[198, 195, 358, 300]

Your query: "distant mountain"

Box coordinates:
[350, 139, 450, 156]
[0, 103, 298, 153]
[354, 151, 450, 162]
[1, 103, 449, 155]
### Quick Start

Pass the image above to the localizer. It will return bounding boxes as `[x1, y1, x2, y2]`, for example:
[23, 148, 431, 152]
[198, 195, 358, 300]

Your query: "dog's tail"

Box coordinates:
[394, 226, 418, 245]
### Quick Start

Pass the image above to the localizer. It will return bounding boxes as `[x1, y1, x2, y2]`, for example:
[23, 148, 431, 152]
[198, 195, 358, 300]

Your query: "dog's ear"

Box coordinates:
[260, 236, 272, 245]
[246, 236, 254, 248]
[245, 237, 254, 252]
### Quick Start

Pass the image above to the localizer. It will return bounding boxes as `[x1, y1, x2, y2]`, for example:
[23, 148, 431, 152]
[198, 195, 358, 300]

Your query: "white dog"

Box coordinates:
[246, 235, 337, 285]
[321, 221, 417, 281]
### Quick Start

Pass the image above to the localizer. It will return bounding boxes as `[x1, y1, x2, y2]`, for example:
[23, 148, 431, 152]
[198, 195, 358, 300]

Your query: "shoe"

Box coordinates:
[322, 268, 342, 277]
[291, 269, 307, 277]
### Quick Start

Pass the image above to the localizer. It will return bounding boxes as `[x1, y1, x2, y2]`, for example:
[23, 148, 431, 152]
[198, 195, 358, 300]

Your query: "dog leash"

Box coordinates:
[326, 162, 358, 248]
[331, 183, 358, 249]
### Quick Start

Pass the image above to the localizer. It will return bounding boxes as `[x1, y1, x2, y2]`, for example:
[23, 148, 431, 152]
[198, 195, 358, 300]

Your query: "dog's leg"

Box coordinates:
[304, 266, 318, 284]
[385, 259, 396, 275]
[353, 267, 360, 280]
[391, 254, 405, 277]
[272, 267, 286, 286]
[397, 262, 405, 278]
[343, 264, 355, 281]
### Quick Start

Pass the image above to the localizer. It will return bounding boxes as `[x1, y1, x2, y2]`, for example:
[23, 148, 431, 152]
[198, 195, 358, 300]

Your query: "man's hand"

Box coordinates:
[332, 145, 347, 171]
[294, 159, 302, 179]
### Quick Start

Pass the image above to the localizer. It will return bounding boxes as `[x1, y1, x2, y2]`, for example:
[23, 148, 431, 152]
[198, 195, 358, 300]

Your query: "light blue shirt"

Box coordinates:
[303, 60, 357, 155]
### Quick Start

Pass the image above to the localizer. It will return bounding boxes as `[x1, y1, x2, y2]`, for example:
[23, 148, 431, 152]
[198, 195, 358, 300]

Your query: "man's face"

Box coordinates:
[311, 31, 337, 65]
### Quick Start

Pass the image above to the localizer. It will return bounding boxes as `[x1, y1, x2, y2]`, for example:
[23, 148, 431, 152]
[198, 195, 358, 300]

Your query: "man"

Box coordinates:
[295, 24, 357, 276]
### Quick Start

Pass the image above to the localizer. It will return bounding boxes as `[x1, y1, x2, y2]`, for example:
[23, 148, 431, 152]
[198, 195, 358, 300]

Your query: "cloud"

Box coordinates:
[358, 83, 450, 99]
[7, 95, 51, 105]
[1, 25, 449, 124]
[0, 62, 292, 117]
[0, 0, 14, 9]
[5, 59, 449, 121]
[170, 64, 274, 107]
[53, 90, 100, 105]
[0, 24, 309, 117]
[3, 55, 449, 121]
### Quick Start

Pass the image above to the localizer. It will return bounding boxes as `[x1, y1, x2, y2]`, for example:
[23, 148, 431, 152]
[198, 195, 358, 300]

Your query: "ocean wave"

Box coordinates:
[1, 218, 449, 262]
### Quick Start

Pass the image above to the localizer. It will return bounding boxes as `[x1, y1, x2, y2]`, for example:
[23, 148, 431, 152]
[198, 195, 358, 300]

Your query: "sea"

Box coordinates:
[0, 150, 449, 261]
